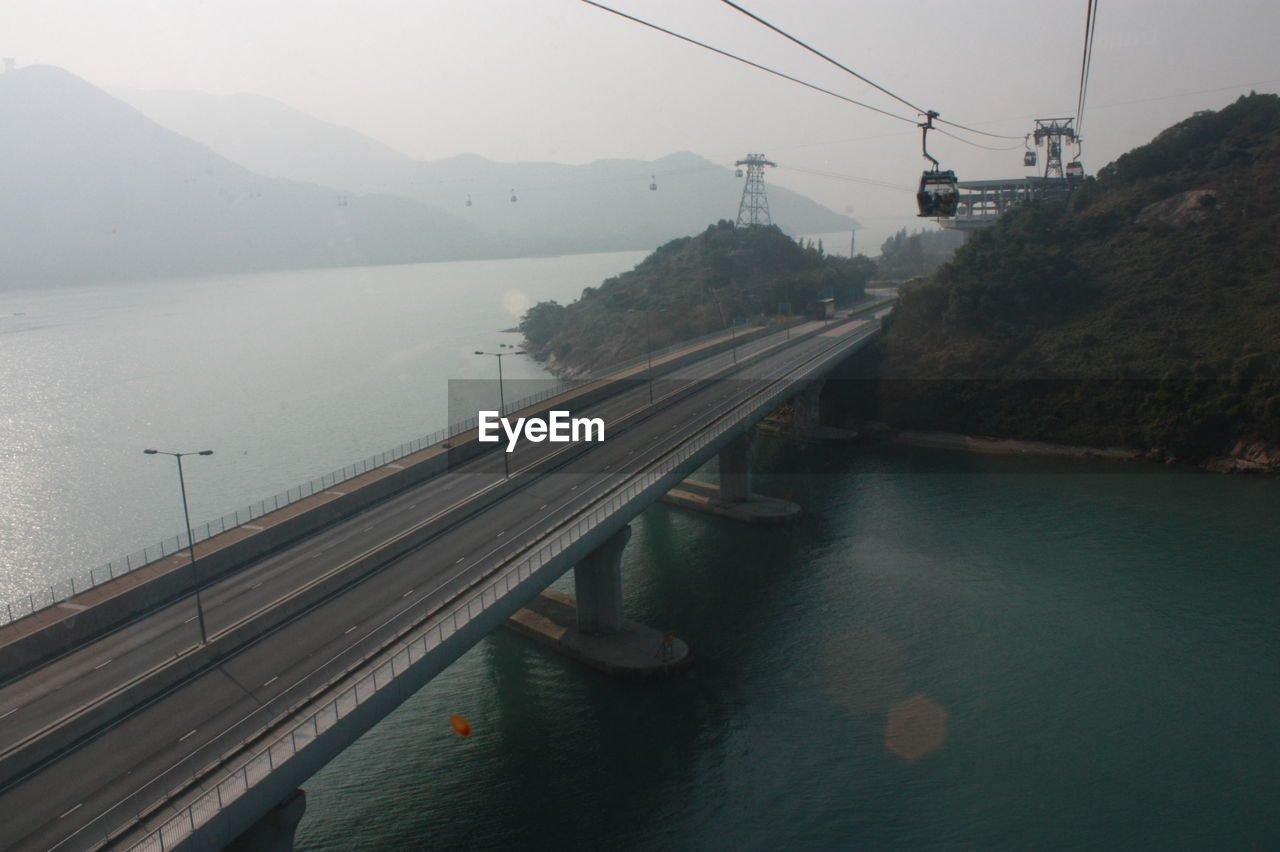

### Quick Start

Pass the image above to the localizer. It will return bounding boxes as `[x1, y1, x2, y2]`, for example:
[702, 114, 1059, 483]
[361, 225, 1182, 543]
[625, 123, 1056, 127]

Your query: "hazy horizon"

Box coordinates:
[7, 0, 1280, 254]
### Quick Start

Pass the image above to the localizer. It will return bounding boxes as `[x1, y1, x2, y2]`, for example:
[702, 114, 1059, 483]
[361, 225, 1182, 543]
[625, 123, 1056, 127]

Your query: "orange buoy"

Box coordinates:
[449, 714, 472, 738]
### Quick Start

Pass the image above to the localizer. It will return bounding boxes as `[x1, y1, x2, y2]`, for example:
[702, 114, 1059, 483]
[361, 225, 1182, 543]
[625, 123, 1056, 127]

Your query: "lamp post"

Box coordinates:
[474, 350, 526, 477]
[627, 308, 656, 405]
[144, 448, 214, 644]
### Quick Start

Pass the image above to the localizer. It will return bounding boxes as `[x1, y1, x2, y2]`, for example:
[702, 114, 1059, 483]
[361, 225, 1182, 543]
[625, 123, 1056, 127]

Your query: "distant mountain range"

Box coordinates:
[0, 65, 856, 287]
[115, 87, 858, 256]
[1, 66, 493, 286]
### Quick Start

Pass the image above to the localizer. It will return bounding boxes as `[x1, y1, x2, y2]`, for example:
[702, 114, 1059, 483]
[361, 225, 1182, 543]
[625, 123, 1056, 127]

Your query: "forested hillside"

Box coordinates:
[836, 93, 1280, 468]
[522, 221, 874, 376]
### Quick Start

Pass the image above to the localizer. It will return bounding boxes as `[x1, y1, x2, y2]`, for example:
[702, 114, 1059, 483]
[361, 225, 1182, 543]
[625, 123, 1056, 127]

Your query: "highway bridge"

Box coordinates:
[0, 301, 890, 850]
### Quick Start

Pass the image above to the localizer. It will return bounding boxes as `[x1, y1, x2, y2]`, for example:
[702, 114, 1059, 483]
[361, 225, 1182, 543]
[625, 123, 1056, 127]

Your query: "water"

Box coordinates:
[3, 254, 1276, 848]
[293, 445, 1278, 850]
[0, 251, 643, 600]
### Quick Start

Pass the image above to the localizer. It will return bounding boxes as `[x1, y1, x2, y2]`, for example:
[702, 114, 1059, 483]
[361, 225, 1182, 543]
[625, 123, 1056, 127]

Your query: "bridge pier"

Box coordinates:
[573, 525, 629, 634]
[506, 525, 690, 678]
[226, 788, 305, 852]
[662, 429, 801, 524]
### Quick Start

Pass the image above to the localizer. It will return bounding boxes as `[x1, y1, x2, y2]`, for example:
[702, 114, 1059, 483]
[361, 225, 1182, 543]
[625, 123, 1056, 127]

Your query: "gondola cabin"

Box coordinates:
[1065, 161, 1085, 179]
[1024, 150, 1037, 167]
[917, 169, 959, 217]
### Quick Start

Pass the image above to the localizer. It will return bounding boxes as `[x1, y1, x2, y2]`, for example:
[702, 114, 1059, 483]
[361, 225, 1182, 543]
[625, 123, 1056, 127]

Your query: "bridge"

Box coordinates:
[0, 300, 891, 850]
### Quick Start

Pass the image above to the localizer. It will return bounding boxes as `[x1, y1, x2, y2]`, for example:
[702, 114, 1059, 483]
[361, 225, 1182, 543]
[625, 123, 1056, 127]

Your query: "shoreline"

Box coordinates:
[864, 426, 1279, 475]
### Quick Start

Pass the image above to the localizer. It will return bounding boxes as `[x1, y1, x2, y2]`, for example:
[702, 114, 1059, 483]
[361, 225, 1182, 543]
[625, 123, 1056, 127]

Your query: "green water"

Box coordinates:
[296, 443, 1279, 850]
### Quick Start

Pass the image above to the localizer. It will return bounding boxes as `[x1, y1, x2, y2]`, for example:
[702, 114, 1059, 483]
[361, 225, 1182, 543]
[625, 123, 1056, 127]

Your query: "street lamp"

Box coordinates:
[144, 448, 214, 644]
[627, 308, 656, 405]
[474, 350, 526, 477]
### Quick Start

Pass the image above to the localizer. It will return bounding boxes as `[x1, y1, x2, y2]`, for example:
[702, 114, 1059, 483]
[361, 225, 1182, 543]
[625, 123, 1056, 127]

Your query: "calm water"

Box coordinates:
[295, 445, 1278, 850]
[0, 252, 643, 600]
[2, 254, 1276, 848]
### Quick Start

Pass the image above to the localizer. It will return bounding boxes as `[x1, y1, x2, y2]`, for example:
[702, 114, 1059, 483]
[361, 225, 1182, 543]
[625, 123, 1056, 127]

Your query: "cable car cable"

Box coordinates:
[714, 0, 1025, 141]
[578, 0, 919, 126]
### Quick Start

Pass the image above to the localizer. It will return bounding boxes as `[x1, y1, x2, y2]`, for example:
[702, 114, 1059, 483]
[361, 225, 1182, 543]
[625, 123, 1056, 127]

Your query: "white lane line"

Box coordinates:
[263, 676, 279, 687]
[324, 491, 347, 497]
[362, 525, 373, 532]
[58, 602, 89, 612]
[540, 504, 548, 510]
[242, 524, 265, 531]
[496, 530, 505, 537]
[0, 707, 19, 720]
[409, 504, 417, 509]
[59, 803, 82, 819]
[178, 729, 198, 742]
[311, 552, 322, 559]
[402, 589, 415, 598]
[250, 582, 263, 590]
[183, 615, 198, 624]
[455, 557, 465, 564]
[93, 658, 113, 670]
[345, 625, 357, 634]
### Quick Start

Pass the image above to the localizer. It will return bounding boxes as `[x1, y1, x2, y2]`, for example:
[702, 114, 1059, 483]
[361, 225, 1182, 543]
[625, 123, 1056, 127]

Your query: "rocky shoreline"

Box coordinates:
[860, 425, 1279, 476]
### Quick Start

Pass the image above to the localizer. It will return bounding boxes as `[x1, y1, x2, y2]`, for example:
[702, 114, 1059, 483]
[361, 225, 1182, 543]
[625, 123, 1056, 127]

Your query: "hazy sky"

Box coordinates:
[9, 0, 1280, 248]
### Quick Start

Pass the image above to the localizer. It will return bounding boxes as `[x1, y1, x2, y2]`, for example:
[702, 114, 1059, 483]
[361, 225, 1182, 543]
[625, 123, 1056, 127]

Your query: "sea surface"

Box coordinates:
[2, 252, 1276, 849]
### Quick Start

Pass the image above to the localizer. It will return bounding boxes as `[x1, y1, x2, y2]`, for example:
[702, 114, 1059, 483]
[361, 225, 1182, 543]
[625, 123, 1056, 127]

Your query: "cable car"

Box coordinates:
[735, 168, 744, 178]
[1065, 161, 1085, 179]
[917, 169, 959, 218]
[1024, 150, 1037, 167]
[510, 189, 518, 202]
[914, 110, 958, 218]
[465, 194, 472, 207]
[649, 175, 657, 191]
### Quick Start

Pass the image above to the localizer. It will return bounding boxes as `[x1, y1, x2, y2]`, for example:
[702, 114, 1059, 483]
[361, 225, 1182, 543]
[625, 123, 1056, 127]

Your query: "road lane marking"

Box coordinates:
[183, 615, 198, 624]
[178, 729, 198, 742]
[540, 504, 548, 510]
[345, 625, 357, 634]
[263, 676, 279, 687]
[456, 557, 464, 564]
[403, 589, 415, 597]
[243, 524, 265, 531]
[59, 804, 82, 819]
[0, 707, 18, 720]
[250, 582, 263, 590]
[362, 525, 373, 532]
[496, 530, 505, 537]
[93, 658, 113, 670]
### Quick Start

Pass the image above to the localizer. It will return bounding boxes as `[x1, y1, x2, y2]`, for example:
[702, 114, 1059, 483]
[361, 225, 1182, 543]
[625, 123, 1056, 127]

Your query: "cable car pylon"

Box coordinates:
[735, 154, 776, 227]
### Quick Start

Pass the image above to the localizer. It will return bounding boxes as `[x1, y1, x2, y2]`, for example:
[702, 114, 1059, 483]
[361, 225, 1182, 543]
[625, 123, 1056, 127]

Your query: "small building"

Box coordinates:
[809, 297, 835, 320]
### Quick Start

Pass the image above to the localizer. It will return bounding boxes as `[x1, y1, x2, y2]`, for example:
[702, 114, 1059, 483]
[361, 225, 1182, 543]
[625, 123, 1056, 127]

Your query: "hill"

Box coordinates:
[112, 87, 855, 255]
[0, 66, 495, 287]
[836, 93, 1280, 469]
[521, 221, 874, 376]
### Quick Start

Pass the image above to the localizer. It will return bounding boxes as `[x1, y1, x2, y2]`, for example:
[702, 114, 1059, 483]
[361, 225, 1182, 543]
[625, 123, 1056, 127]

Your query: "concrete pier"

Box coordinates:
[573, 525, 629, 634]
[506, 590, 691, 679]
[661, 478, 801, 525]
[226, 788, 305, 852]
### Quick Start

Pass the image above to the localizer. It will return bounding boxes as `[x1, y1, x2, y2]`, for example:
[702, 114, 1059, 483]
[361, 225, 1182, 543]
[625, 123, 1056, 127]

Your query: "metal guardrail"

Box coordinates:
[114, 320, 881, 852]
[0, 321, 776, 629]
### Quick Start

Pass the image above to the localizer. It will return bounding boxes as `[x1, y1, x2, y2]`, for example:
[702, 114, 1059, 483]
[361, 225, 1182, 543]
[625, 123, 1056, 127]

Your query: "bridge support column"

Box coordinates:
[792, 381, 824, 434]
[573, 524, 630, 635]
[719, 432, 753, 502]
[506, 524, 691, 678]
[662, 428, 801, 525]
[226, 788, 306, 852]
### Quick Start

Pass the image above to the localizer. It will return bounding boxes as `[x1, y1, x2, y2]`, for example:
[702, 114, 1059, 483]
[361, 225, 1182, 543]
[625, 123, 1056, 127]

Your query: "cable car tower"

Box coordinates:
[735, 154, 776, 227]
[1031, 118, 1079, 179]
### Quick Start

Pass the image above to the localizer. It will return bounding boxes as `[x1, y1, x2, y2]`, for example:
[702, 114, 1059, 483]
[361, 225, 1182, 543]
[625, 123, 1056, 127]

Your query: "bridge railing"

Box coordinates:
[117, 320, 880, 852]
[0, 320, 781, 629]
